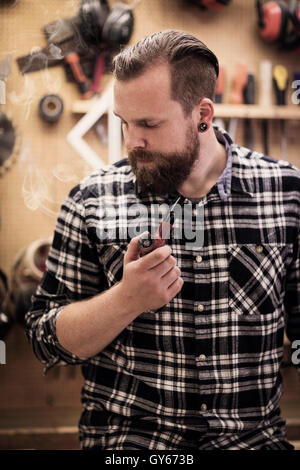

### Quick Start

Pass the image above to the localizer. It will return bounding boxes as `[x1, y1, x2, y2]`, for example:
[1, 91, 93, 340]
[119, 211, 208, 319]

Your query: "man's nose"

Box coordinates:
[124, 127, 147, 151]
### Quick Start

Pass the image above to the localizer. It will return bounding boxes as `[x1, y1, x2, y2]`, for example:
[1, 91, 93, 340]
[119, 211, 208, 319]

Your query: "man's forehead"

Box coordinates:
[114, 62, 171, 95]
[113, 64, 184, 119]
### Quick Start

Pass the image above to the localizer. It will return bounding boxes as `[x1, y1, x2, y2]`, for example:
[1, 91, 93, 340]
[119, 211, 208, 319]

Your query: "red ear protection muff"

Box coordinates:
[256, 0, 289, 42]
[256, 0, 300, 51]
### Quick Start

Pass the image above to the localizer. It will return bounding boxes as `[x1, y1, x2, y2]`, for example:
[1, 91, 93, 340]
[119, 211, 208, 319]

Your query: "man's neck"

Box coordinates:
[178, 135, 227, 199]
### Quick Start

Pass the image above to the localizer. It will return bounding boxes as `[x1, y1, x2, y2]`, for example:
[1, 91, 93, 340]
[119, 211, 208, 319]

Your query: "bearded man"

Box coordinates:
[25, 30, 299, 450]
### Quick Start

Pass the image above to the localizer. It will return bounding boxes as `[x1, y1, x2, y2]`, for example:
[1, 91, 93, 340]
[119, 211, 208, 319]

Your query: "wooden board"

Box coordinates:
[0, 0, 299, 440]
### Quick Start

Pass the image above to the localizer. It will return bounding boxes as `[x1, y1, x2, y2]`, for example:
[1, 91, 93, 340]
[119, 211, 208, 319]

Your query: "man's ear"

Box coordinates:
[193, 98, 214, 128]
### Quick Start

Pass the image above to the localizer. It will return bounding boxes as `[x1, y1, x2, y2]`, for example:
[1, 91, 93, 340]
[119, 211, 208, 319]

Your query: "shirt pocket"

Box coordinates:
[228, 244, 288, 317]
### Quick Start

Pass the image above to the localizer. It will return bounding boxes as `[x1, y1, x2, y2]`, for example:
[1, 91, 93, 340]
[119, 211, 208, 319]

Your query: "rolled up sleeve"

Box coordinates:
[25, 186, 105, 373]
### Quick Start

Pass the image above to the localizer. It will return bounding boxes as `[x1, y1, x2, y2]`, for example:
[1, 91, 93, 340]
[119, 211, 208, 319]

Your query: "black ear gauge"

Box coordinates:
[198, 122, 208, 132]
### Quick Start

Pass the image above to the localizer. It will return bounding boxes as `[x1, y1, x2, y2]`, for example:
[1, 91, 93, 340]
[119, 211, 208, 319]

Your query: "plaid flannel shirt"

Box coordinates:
[25, 127, 300, 449]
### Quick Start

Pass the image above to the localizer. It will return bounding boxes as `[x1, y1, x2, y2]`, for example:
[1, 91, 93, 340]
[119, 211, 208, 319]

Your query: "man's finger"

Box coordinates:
[124, 235, 142, 264]
[140, 244, 173, 270]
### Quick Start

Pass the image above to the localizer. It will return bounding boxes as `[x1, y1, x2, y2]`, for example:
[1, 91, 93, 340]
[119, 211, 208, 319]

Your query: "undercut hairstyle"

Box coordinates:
[112, 29, 219, 116]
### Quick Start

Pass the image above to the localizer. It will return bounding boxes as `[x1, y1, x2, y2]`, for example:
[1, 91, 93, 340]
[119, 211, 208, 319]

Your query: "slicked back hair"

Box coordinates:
[112, 29, 219, 116]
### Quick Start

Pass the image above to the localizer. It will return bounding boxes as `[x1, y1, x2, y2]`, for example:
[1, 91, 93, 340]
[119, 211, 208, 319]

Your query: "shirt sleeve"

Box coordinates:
[24, 186, 105, 374]
[284, 229, 300, 371]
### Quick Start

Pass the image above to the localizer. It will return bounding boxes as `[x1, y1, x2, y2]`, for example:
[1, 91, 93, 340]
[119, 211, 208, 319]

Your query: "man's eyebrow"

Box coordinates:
[113, 111, 165, 124]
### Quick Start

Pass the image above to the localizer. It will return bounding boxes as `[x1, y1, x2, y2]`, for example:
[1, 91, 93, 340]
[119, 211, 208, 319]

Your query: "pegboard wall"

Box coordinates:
[1, 0, 300, 273]
[0, 0, 299, 434]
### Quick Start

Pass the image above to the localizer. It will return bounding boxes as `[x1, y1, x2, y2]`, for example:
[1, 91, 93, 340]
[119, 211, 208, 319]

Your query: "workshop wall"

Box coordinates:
[0, 0, 299, 449]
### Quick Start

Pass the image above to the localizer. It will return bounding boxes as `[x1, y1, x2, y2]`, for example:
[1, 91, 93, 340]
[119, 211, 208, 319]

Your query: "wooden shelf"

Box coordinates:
[214, 104, 300, 120]
[72, 100, 300, 120]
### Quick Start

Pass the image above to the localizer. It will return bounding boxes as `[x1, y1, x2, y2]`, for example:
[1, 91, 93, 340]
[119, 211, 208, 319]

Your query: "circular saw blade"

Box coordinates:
[0, 112, 18, 176]
[0, 0, 19, 7]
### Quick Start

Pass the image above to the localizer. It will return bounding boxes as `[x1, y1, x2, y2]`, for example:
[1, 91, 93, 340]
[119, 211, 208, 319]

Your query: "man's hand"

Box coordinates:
[118, 234, 184, 314]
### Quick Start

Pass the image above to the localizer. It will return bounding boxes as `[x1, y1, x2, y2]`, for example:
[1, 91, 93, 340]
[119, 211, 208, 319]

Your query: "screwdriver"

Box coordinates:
[65, 52, 93, 100]
[215, 65, 225, 104]
[259, 60, 273, 155]
[90, 53, 105, 95]
[273, 65, 288, 160]
[228, 63, 248, 140]
[243, 73, 255, 149]
[229, 63, 248, 104]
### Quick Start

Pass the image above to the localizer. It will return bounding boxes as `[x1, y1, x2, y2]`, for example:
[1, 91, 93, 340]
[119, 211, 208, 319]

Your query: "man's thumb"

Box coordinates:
[124, 234, 143, 264]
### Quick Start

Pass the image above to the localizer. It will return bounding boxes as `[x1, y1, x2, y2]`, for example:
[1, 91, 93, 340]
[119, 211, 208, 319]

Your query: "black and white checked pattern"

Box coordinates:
[25, 127, 300, 450]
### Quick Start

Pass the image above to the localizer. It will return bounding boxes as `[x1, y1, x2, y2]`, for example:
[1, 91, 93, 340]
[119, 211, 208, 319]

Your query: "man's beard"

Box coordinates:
[128, 123, 200, 195]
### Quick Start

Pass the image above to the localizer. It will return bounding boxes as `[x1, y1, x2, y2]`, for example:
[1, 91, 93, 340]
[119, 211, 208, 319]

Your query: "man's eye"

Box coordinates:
[143, 122, 159, 129]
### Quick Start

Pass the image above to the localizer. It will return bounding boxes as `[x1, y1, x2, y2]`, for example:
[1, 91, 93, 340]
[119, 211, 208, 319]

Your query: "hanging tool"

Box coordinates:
[214, 65, 226, 130]
[0, 55, 19, 176]
[0, 0, 18, 6]
[0, 268, 14, 340]
[229, 63, 248, 104]
[79, 0, 110, 46]
[259, 60, 273, 155]
[16, 3, 102, 75]
[215, 65, 225, 103]
[243, 73, 256, 149]
[17, 0, 134, 74]
[16, 36, 87, 74]
[39, 94, 64, 123]
[273, 64, 288, 160]
[0, 112, 19, 176]
[43, 16, 81, 45]
[228, 63, 248, 140]
[0, 55, 12, 105]
[90, 52, 106, 94]
[11, 238, 51, 327]
[65, 52, 94, 99]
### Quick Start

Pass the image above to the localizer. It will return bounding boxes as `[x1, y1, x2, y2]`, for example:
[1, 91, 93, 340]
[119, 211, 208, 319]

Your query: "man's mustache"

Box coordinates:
[129, 149, 167, 163]
[129, 149, 153, 161]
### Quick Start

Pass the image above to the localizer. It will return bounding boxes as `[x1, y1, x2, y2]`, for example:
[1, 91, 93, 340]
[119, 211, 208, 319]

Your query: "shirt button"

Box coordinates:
[196, 255, 202, 263]
[198, 354, 206, 362]
[197, 304, 204, 312]
[201, 404, 207, 412]
[256, 245, 263, 253]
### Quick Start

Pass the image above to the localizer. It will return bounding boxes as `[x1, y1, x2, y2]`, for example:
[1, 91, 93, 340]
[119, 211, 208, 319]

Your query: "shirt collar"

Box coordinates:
[214, 126, 254, 199]
[214, 127, 232, 200]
